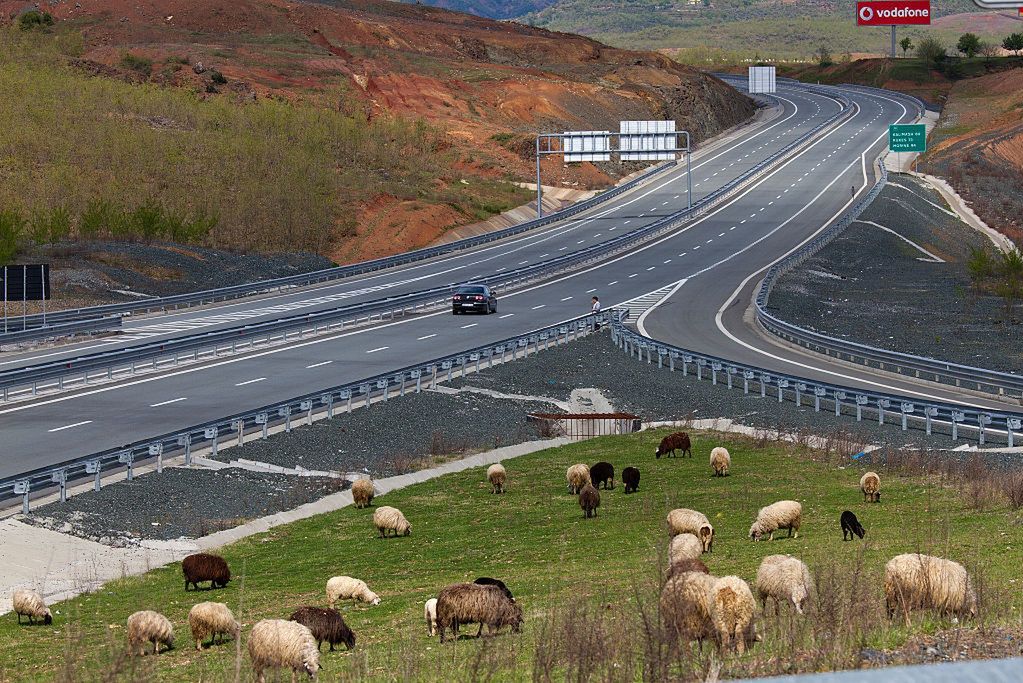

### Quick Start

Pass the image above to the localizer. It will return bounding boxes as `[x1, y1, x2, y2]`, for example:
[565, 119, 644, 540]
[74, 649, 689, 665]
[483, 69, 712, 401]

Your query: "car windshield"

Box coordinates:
[456, 286, 486, 294]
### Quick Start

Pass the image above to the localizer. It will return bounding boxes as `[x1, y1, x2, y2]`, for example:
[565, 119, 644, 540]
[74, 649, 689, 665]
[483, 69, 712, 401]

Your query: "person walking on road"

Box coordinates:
[851, 185, 856, 199]
[592, 295, 602, 329]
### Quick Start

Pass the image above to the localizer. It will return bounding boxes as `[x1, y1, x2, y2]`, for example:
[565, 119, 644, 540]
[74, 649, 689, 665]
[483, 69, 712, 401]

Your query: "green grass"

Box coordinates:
[2, 430, 1020, 680]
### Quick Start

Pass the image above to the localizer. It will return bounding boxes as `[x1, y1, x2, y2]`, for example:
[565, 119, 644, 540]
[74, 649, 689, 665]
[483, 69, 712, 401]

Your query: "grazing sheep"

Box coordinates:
[487, 463, 506, 494]
[749, 500, 802, 541]
[474, 577, 514, 602]
[373, 505, 411, 537]
[710, 576, 760, 654]
[589, 461, 615, 490]
[666, 508, 714, 552]
[248, 619, 319, 683]
[710, 447, 731, 477]
[860, 472, 881, 503]
[290, 606, 355, 652]
[622, 466, 640, 494]
[655, 431, 692, 459]
[669, 533, 704, 565]
[755, 555, 814, 615]
[579, 483, 600, 518]
[425, 598, 438, 637]
[326, 576, 381, 607]
[352, 478, 375, 508]
[566, 464, 590, 494]
[436, 582, 523, 643]
[11, 589, 52, 626]
[182, 553, 231, 591]
[127, 610, 174, 656]
[840, 510, 865, 540]
[666, 558, 710, 580]
[660, 569, 717, 648]
[884, 554, 977, 626]
[188, 601, 240, 650]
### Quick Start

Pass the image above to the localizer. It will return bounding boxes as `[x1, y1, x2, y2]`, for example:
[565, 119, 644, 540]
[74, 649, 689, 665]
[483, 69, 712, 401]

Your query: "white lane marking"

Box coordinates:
[150, 397, 188, 407]
[417, 334, 437, 340]
[235, 377, 267, 386]
[635, 279, 689, 333]
[461, 323, 478, 329]
[693, 245, 701, 249]
[646, 267, 656, 271]
[305, 360, 334, 369]
[663, 259, 672, 264]
[561, 296, 573, 301]
[607, 281, 618, 286]
[718, 232, 726, 237]
[531, 304, 546, 309]
[628, 273, 638, 278]
[539, 254, 550, 258]
[586, 288, 597, 293]
[48, 420, 93, 432]
[499, 314, 514, 319]
[366, 347, 388, 354]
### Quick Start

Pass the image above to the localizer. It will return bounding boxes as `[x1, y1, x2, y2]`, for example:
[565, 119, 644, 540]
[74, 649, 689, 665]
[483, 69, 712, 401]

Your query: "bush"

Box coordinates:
[815, 43, 833, 67]
[0, 210, 25, 264]
[916, 37, 946, 66]
[119, 52, 153, 77]
[957, 33, 981, 58]
[18, 10, 54, 30]
[209, 69, 227, 85]
[29, 206, 72, 245]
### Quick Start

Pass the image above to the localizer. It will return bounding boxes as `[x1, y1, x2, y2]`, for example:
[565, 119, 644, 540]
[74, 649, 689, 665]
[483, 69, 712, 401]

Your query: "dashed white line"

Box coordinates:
[461, 323, 478, 329]
[628, 273, 639, 278]
[718, 232, 726, 237]
[663, 259, 672, 264]
[150, 397, 187, 407]
[531, 304, 546, 310]
[646, 266, 656, 271]
[561, 296, 573, 301]
[499, 313, 515, 319]
[235, 377, 267, 386]
[305, 361, 334, 369]
[586, 288, 597, 293]
[48, 420, 93, 433]
[366, 347, 388, 354]
[607, 280, 618, 286]
[417, 334, 437, 341]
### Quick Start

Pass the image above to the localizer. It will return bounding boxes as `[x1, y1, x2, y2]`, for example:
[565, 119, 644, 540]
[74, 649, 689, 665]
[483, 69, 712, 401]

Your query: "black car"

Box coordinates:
[452, 284, 497, 315]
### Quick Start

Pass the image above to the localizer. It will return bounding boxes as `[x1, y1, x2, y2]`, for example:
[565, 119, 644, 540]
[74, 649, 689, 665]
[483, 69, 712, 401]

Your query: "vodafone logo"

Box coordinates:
[859, 5, 874, 20]
[856, 1, 931, 25]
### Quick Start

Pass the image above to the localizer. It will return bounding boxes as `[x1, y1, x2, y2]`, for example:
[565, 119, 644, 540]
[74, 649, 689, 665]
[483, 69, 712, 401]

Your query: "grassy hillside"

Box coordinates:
[2, 429, 1021, 680]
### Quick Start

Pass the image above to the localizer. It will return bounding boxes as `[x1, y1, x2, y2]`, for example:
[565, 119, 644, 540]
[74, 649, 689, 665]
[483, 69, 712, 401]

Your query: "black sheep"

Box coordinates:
[590, 461, 615, 490]
[474, 577, 515, 602]
[622, 466, 640, 494]
[182, 553, 231, 590]
[290, 606, 356, 652]
[579, 483, 600, 518]
[840, 510, 865, 541]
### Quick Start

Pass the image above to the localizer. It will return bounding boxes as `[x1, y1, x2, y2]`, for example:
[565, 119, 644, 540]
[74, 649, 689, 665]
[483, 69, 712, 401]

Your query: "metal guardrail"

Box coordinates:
[0, 84, 856, 402]
[0, 317, 121, 346]
[612, 309, 1023, 448]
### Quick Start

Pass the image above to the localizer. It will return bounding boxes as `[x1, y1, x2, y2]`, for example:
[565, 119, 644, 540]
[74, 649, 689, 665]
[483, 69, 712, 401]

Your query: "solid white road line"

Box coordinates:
[150, 397, 188, 407]
[235, 377, 267, 386]
[48, 420, 93, 432]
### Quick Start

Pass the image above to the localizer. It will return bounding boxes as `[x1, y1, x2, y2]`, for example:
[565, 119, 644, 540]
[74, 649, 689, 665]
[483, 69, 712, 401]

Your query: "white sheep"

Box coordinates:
[373, 505, 411, 537]
[884, 553, 977, 626]
[749, 500, 802, 541]
[326, 576, 381, 608]
[669, 533, 704, 565]
[860, 472, 881, 503]
[11, 588, 52, 625]
[248, 618, 319, 683]
[710, 447, 731, 477]
[566, 464, 590, 494]
[666, 508, 714, 552]
[424, 597, 438, 637]
[126, 610, 175, 655]
[188, 601, 240, 650]
[352, 478, 375, 508]
[755, 555, 814, 615]
[660, 569, 717, 648]
[710, 575, 760, 654]
[487, 463, 506, 494]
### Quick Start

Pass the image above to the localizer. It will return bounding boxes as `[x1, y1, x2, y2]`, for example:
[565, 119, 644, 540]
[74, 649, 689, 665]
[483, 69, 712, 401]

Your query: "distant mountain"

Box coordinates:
[394, 0, 556, 19]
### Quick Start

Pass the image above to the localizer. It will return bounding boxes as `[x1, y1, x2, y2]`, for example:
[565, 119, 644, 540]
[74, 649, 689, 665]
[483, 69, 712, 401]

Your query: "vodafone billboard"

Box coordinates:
[856, 0, 932, 25]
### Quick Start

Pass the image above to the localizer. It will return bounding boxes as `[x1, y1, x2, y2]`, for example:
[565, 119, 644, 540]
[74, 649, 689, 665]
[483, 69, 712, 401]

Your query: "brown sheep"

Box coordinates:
[352, 478, 375, 508]
[860, 472, 881, 503]
[290, 606, 356, 652]
[579, 483, 600, 518]
[435, 583, 523, 643]
[655, 431, 692, 459]
[182, 553, 230, 591]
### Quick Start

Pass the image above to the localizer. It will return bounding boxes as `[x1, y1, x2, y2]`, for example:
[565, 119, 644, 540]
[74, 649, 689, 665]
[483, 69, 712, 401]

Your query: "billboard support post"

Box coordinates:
[535, 136, 543, 219]
[891, 25, 897, 58]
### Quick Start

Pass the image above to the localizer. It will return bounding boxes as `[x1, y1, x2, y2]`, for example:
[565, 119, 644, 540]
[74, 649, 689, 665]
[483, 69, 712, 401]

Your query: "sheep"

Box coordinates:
[425, 598, 438, 637]
[248, 618, 319, 683]
[566, 463, 590, 494]
[710, 575, 760, 654]
[182, 553, 231, 591]
[749, 500, 802, 541]
[669, 533, 704, 565]
[884, 553, 977, 626]
[579, 482, 600, 518]
[474, 577, 515, 602]
[126, 610, 174, 656]
[660, 569, 717, 648]
[435, 582, 523, 643]
[589, 461, 615, 490]
[622, 466, 640, 494]
[860, 472, 881, 503]
[755, 555, 814, 615]
[188, 601, 239, 650]
[710, 447, 731, 477]
[666, 557, 710, 580]
[841, 510, 865, 540]
[666, 508, 714, 552]
[352, 478, 375, 508]
[655, 431, 692, 458]
[11, 589, 52, 626]
[487, 463, 506, 494]
[290, 606, 355, 652]
[326, 576, 381, 607]
[373, 505, 411, 537]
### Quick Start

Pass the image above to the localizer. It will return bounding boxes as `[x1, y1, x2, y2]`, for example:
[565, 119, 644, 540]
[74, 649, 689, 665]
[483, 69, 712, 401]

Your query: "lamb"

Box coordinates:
[290, 606, 356, 652]
[248, 618, 319, 683]
[579, 483, 600, 518]
[669, 533, 704, 565]
[474, 577, 515, 602]
[660, 569, 717, 648]
[884, 553, 977, 626]
[425, 598, 438, 637]
[487, 463, 506, 494]
[710, 575, 760, 654]
[435, 582, 523, 643]
[326, 576, 381, 607]
[352, 477, 375, 508]
[373, 505, 411, 537]
[126, 610, 175, 655]
[566, 463, 590, 494]
[666, 508, 714, 552]
[710, 447, 731, 477]
[589, 461, 615, 490]
[749, 500, 802, 541]
[188, 601, 240, 650]
[11, 588, 52, 626]
[655, 431, 692, 458]
[755, 555, 814, 615]
[622, 466, 640, 494]
[840, 510, 865, 540]
[860, 472, 881, 503]
[182, 553, 231, 591]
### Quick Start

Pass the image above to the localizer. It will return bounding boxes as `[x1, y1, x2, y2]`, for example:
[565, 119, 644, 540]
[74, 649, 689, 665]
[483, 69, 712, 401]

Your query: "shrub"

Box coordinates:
[29, 206, 72, 245]
[815, 43, 833, 67]
[119, 52, 153, 77]
[209, 69, 227, 85]
[18, 10, 54, 30]
[0, 210, 25, 263]
[957, 33, 982, 58]
[916, 37, 946, 66]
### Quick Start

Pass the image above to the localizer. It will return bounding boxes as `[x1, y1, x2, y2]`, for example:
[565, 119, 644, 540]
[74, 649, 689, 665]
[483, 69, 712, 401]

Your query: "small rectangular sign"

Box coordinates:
[1, 264, 50, 301]
[889, 123, 926, 152]
[856, 0, 931, 25]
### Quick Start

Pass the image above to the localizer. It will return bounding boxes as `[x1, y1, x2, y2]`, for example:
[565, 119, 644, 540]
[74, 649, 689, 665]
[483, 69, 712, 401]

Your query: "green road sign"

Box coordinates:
[889, 124, 926, 152]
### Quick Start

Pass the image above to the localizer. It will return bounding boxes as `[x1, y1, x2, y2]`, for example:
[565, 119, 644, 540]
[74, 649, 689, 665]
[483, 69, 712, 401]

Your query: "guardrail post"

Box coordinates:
[978, 414, 992, 445]
[178, 435, 192, 466]
[443, 361, 453, 383]
[743, 370, 754, 394]
[86, 460, 101, 491]
[118, 450, 135, 481]
[855, 395, 868, 421]
[301, 400, 313, 425]
[877, 399, 890, 425]
[360, 384, 371, 409]
[834, 391, 846, 416]
[951, 411, 965, 441]
[430, 364, 438, 389]
[726, 367, 736, 389]
[669, 352, 676, 372]
[378, 379, 389, 402]
[794, 383, 805, 407]
[900, 403, 914, 431]
[696, 358, 706, 380]
[760, 373, 770, 398]
[51, 470, 67, 503]
[924, 407, 937, 435]
[776, 379, 789, 403]
[397, 373, 407, 397]
[342, 390, 353, 413]
[205, 426, 219, 455]
[14, 480, 30, 515]
[471, 353, 481, 373]
[711, 362, 722, 385]
[279, 406, 292, 431]
[323, 394, 334, 419]
[658, 350, 666, 369]
[149, 443, 164, 472]
[1008, 418, 1020, 448]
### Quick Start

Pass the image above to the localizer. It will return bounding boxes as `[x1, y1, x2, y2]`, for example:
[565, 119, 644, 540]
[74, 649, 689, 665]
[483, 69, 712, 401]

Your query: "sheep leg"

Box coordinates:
[16, 613, 21, 624]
